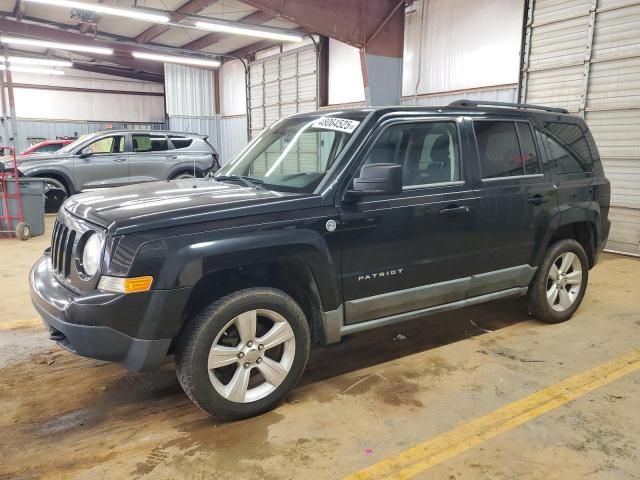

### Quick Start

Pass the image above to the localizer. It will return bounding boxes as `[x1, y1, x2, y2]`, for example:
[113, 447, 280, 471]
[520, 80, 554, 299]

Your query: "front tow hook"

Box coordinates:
[48, 329, 65, 341]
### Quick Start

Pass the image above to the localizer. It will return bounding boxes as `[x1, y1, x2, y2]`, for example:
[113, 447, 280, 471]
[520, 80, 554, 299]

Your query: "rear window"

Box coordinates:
[473, 120, 541, 179]
[543, 122, 594, 174]
[169, 136, 193, 149]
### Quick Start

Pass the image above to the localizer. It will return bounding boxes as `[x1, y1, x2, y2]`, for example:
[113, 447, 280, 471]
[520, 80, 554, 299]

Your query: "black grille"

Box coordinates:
[51, 220, 76, 278]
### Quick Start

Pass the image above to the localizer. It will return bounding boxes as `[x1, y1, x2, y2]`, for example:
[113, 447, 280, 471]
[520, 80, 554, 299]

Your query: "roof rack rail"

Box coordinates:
[448, 100, 569, 114]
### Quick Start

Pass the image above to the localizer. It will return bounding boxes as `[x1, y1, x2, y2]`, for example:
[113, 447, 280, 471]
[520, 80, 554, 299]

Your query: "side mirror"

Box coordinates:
[79, 147, 94, 159]
[345, 163, 402, 201]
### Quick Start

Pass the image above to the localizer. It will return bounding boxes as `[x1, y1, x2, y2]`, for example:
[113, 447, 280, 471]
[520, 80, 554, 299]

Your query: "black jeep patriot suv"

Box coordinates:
[30, 101, 611, 419]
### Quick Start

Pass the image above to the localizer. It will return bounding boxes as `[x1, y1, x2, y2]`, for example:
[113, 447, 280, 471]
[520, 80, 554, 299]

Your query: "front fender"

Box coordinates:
[23, 165, 76, 193]
[126, 224, 342, 312]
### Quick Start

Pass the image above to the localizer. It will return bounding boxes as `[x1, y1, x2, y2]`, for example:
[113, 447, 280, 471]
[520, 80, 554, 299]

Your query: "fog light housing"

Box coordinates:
[98, 275, 153, 293]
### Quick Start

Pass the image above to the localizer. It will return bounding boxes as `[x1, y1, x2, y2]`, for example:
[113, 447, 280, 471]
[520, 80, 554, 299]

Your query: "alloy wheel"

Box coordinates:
[207, 309, 296, 403]
[546, 251, 583, 312]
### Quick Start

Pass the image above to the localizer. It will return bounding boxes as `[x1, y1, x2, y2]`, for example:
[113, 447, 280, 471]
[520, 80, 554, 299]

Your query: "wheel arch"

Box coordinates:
[131, 229, 341, 346]
[176, 259, 326, 345]
[544, 221, 598, 268]
[29, 170, 75, 194]
[167, 165, 204, 179]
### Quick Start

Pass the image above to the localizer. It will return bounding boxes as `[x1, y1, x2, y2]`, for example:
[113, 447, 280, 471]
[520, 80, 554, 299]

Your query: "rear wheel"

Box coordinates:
[175, 287, 310, 419]
[528, 239, 589, 323]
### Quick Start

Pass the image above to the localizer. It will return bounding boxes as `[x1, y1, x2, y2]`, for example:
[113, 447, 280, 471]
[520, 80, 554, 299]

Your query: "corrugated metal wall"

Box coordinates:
[402, 85, 518, 106]
[164, 64, 215, 117]
[164, 63, 220, 154]
[521, 0, 640, 255]
[168, 115, 221, 154]
[220, 116, 248, 165]
[0, 118, 167, 154]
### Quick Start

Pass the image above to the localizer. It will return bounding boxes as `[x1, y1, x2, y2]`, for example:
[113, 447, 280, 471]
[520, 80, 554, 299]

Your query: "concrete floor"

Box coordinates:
[0, 216, 639, 479]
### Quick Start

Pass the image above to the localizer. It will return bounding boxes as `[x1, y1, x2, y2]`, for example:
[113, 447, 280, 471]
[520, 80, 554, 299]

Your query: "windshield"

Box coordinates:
[56, 132, 99, 154]
[216, 113, 367, 193]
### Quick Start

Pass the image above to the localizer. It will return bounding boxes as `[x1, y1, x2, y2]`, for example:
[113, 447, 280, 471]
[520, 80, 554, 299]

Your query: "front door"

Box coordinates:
[73, 134, 128, 191]
[338, 118, 479, 325]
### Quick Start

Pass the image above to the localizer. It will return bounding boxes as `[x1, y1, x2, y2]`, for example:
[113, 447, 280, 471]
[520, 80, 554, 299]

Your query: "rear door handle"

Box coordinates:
[165, 155, 178, 160]
[527, 194, 551, 206]
[113, 157, 127, 163]
[439, 205, 471, 217]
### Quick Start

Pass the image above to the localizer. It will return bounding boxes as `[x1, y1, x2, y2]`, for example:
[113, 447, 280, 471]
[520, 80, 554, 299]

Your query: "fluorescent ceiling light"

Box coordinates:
[23, 0, 170, 23]
[194, 21, 304, 42]
[2, 56, 73, 67]
[132, 51, 220, 68]
[0, 36, 113, 55]
[0, 65, 64, 75]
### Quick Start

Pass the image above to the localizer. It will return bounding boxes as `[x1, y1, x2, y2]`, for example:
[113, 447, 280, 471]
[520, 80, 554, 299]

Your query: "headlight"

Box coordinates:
[81, 232, 102, 276]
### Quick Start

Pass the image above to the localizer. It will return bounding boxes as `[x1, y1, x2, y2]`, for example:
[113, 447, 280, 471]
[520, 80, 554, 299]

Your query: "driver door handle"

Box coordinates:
[527, 194, 551, 206]
[113, 157, 127, 163]
[439, 205, 471, 217]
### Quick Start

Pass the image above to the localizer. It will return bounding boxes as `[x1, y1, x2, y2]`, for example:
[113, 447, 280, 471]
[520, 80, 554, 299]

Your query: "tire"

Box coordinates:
[41, 177, 69, 213]
[175, 287, 310, 420]
[528, 239, 589, 323]
[15, 222, 31, 241]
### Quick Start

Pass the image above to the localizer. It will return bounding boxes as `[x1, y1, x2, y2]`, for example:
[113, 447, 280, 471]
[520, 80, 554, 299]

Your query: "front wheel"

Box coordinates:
[41, 177, 68, 213]
[175, 287, 310, 419]
[528, 239, 589, 323]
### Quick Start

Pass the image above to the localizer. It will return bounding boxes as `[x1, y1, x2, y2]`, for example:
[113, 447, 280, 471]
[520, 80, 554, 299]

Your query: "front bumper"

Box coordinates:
[30, 254, 190, 371]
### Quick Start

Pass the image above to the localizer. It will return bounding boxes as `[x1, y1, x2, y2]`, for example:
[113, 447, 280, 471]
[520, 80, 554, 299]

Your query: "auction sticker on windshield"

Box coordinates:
[312, 117, 360, 133]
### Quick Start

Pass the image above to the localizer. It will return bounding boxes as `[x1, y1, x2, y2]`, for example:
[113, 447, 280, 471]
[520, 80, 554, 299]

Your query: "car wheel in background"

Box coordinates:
[42, 178, 68, 213]
[175, 287, 310, 420]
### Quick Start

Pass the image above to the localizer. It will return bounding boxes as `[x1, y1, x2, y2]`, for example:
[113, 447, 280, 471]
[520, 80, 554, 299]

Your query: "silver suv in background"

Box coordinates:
[8, 130, 219, 212]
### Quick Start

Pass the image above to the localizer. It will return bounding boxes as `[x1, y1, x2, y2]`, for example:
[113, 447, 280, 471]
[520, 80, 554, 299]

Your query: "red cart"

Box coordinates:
[0, 145, 31, 240]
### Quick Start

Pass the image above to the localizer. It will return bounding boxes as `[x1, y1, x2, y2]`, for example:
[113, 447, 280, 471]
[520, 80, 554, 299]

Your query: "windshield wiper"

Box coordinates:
[214, 174, 265, 190]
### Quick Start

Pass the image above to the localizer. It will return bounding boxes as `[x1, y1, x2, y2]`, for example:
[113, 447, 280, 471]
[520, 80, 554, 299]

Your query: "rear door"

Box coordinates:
[469, 117, 557, 296]
[129, 133, 177, 182]
[338, 117, 480, 325]
[73, 133, 128, 191]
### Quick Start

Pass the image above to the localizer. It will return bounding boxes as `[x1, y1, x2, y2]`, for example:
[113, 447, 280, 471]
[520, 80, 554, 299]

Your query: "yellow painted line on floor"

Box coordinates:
[345, 349, 640, 480]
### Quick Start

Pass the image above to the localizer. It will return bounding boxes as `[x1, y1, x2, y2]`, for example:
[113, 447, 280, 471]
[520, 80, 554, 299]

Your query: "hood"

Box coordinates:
[64, 178, 321, 235]
[3, 152, 70, 168]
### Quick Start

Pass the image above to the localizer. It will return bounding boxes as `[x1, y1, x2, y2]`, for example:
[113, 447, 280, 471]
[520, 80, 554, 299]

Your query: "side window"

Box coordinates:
[132, 134, 169, 153]
[474, 121, 540, 178]
[362, 122, 461, 187]
[543, 122, 594, 174]
[86, 135, 125, 154]
[169, 136, 193, 149]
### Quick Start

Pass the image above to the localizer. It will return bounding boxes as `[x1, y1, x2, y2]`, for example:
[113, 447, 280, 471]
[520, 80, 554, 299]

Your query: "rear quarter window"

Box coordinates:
[543, 122, 594, 174]
[169, 136, 193, 149]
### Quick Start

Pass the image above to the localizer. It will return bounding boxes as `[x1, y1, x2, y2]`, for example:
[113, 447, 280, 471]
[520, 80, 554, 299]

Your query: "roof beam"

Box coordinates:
[228, 39, 281, 58]
[72, 63, 164, 83]
[135, 0, 220, 44]
[0, 17, 164, 74]
[237, 0, 404, 55]
[181, 10, 274, 50]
